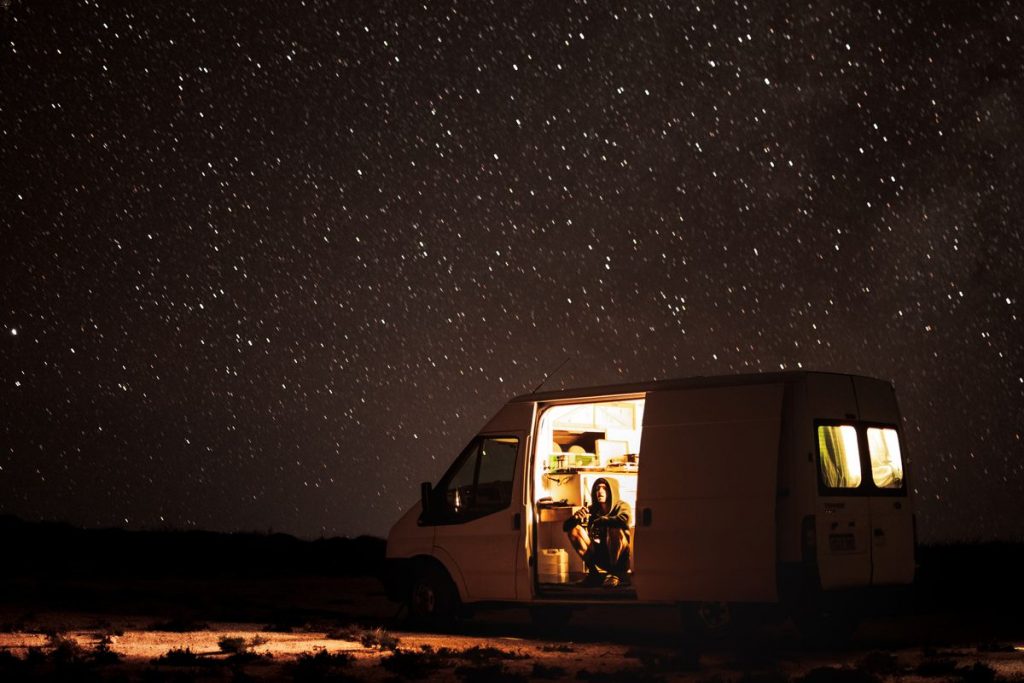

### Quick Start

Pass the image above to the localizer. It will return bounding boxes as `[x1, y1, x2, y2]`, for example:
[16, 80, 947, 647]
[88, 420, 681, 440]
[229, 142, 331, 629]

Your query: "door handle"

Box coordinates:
[641, 508, 652, 527]
[513, 512, 521, 530]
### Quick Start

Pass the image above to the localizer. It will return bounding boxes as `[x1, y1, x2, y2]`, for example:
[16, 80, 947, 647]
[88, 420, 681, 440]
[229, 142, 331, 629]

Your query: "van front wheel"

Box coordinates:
[408, 566, 458, 628]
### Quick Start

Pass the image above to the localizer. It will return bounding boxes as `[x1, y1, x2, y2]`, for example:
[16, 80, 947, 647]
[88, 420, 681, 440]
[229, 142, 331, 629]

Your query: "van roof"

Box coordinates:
[511, 370, 891, 403]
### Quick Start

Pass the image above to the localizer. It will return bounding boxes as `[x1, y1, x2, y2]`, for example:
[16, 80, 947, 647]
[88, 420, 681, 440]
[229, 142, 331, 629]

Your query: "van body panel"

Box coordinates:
[853, 376, 899, 422]
[429, 545, 469, 599]
[806, 373, 859, 419]
[633, 383, 784, 602]
[775, 381, 805, 564]
[432, 506, 521, 601]
[815, 498, 872, 589]
[868, 497, 915, 584]
[384, 501, 432, 560]
[482, 401, 536, 433]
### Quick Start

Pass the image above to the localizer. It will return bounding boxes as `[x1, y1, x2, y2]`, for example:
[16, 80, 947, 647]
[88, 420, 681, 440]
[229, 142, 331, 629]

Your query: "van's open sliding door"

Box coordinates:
[632, 383, 784, 602]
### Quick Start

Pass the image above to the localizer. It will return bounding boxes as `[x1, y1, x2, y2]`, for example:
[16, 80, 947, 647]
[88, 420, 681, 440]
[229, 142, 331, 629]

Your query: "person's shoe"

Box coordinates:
[602, 574, 621, 588]
[580, 571, 605, 587]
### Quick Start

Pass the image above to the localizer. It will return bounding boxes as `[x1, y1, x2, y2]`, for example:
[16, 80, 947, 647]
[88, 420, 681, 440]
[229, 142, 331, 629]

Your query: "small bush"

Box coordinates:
[290, 649, 355, 682]
[92, 637, 122, 665]
[359, 626, 399, 650]
[47, 632, 86, 665]
[153, 647, 204, 666]
[218, 636, 249, 654]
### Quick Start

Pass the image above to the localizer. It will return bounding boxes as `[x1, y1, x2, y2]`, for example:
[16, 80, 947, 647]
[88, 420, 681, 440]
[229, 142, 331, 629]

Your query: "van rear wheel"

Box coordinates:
[408, 565, 458, 629]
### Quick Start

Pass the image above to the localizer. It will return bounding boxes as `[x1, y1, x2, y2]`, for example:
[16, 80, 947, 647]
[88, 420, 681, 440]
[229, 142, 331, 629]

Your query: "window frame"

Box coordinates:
[814, 420, 907, 497]
[421, 434, 520, 526]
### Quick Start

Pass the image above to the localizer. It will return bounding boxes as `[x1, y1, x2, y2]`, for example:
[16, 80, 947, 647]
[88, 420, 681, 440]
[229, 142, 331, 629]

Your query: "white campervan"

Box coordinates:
[384, 372, 915, 634]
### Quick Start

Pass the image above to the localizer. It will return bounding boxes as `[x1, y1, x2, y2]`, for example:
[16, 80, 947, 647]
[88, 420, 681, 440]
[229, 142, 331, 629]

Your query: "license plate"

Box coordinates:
[829, 533, 856, 552]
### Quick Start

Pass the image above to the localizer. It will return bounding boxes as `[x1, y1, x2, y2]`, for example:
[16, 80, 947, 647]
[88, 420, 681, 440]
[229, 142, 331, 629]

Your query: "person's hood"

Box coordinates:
[592, 477, 614, 513]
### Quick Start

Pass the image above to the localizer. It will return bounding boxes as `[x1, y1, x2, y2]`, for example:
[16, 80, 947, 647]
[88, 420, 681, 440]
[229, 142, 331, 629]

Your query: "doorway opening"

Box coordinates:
[532, 397, 645, 597]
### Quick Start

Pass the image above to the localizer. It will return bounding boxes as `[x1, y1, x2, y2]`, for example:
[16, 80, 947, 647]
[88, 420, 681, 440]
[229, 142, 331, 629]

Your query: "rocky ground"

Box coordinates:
[1, 575, 1022, 682]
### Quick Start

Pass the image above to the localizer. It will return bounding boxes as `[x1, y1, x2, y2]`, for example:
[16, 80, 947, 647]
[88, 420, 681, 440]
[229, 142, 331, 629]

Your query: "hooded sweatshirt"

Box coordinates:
[564, 477, 632, 535]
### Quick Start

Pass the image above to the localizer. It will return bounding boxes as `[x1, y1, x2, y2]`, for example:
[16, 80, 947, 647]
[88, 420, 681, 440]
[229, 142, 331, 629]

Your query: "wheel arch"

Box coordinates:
[417, 549, 467, 603]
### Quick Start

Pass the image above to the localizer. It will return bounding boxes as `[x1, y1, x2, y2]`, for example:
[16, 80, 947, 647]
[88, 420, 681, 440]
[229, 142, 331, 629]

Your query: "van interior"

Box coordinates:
[533, 397, 645, 595]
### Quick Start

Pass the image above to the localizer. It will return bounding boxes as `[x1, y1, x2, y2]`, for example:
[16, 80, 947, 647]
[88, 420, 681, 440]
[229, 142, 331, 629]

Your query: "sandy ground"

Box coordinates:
[1, 576, 1023, 681]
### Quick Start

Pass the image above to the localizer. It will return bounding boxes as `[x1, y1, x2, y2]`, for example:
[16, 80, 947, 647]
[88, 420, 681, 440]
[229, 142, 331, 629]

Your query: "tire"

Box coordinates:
[408, 565, 458, 629]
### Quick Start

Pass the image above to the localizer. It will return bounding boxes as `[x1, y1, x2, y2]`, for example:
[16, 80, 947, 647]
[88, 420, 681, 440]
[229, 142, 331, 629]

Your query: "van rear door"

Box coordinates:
[809, 374, 872, 589]
[633, 383, 784, 602]
[811, 375, 914, 589]
[854, 377, 915, 585]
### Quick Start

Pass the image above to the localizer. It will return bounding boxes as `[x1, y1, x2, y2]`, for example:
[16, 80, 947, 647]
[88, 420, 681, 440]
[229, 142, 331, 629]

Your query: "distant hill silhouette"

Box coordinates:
[0, 515, 385, 579]
[1, 515, 1021, 616]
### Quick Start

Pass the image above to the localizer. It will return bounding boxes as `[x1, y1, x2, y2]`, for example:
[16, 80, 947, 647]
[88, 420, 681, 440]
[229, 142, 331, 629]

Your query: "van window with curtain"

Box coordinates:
[817, 424, 862, 489]
[867, 427, 904, 489]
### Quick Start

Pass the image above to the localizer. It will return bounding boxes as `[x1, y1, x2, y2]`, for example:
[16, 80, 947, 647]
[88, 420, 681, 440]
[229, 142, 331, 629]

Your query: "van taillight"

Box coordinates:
[801, 515, 816, 561]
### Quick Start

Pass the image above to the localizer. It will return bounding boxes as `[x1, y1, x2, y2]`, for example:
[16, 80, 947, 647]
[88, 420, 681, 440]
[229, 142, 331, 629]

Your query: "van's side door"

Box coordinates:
[633, 383, 784, 602]
[856, 376, 915, 586]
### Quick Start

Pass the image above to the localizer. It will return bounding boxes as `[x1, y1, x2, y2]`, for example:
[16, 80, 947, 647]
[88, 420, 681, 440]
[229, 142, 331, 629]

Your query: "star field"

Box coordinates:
[1, 1, 1021, 540]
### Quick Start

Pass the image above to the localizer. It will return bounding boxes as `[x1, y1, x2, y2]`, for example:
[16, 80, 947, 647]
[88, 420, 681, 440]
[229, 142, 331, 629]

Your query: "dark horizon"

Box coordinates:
[2, 1, 1021, 542]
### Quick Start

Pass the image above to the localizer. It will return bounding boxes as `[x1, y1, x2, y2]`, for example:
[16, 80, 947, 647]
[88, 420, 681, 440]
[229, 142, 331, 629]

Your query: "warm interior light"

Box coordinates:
[868, 427, 904, 488]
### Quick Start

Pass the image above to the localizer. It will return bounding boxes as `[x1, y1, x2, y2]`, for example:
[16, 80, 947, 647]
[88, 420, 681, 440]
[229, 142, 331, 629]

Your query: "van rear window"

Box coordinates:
[817, 424, 862, 489]
[867, 427, 904, 489]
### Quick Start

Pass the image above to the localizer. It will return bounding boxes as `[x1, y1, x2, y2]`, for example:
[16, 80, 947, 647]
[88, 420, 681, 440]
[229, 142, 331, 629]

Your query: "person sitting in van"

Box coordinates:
[562, 477, 632, 587]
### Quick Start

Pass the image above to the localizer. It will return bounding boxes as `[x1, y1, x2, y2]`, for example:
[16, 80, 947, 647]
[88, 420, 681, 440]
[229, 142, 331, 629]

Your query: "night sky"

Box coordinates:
[2, 1, 1021, 542]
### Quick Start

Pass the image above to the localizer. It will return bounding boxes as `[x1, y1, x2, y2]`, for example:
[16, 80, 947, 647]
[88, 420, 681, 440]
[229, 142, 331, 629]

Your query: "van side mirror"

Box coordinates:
[420, 481, 433, 514]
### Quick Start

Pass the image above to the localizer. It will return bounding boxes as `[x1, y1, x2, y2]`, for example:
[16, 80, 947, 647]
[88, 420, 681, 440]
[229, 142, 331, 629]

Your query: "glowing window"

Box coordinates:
[817, 424, 862, 489]
[867, 427, 904, 489]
